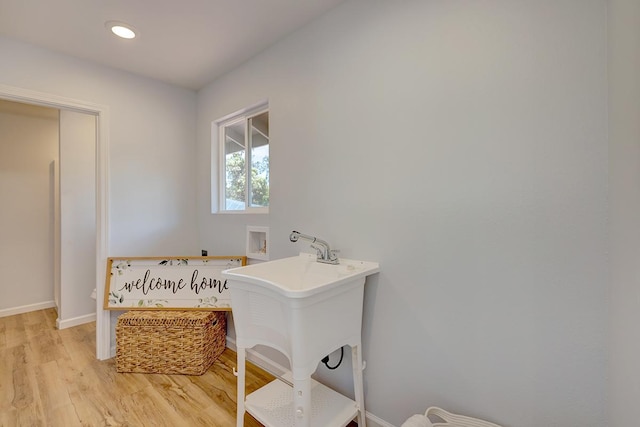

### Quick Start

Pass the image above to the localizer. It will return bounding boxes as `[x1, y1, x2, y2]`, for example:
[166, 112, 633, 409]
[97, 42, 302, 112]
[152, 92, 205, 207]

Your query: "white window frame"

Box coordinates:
[214, 101, 269, 214]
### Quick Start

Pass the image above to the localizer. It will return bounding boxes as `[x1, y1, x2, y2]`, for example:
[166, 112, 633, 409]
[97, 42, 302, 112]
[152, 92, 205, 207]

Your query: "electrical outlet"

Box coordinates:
[201, 249, 208, 256]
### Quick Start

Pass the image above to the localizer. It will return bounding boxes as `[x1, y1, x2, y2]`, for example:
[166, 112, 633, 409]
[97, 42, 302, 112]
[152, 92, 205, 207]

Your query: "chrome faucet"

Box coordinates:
[289, 230, 339, 264]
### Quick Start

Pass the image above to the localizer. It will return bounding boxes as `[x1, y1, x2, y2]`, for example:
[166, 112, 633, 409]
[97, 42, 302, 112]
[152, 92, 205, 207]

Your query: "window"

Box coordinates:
[216, 103, 269, 213]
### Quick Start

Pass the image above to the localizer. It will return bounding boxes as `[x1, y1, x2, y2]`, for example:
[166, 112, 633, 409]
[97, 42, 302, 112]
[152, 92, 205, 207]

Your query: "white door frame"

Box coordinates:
[0, 84, 111, 360]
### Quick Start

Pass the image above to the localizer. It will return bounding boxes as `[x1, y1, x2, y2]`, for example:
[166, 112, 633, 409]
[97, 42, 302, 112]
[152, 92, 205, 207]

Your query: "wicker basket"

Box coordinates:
[116, 310, 226, 375]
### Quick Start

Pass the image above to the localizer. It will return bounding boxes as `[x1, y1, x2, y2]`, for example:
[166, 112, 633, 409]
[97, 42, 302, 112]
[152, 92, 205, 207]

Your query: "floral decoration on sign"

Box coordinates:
[137, 299, 169, 308]
[196, 296, 218, 307]
[114, 261, 132, 275]
[159, 259, 188, 266]
[109, 291, 125, 305]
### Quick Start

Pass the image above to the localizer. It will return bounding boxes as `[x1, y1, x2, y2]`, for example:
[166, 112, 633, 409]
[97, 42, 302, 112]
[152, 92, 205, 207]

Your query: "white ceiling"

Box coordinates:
[0, 0, 346, 90]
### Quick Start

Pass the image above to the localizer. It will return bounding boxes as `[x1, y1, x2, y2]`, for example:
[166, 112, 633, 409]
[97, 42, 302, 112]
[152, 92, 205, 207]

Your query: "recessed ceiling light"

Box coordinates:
[105, 21, 136, 39]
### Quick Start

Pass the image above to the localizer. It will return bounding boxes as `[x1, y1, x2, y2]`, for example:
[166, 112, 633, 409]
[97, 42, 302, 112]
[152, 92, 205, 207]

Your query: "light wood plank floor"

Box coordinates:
[0, 308, 275, 427]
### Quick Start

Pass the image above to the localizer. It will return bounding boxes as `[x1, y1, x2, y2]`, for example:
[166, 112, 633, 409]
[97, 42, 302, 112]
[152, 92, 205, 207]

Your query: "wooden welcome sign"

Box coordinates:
[103, 256, 246, 311]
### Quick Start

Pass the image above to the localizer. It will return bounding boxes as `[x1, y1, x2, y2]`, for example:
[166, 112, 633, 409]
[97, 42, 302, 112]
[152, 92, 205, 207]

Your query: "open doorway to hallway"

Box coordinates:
[0, 98, 97, 330]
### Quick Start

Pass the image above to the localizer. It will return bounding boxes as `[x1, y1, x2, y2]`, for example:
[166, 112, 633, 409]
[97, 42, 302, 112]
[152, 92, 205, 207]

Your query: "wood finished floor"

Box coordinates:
[0, 308, 276, 426]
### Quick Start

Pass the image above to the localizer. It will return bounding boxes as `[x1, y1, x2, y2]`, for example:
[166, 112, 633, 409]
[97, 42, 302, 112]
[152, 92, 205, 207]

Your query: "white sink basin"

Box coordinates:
[222, 252, 379, 298]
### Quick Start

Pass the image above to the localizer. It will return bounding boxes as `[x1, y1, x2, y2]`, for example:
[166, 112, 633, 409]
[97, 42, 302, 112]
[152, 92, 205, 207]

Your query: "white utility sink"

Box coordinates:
[223, 252, 379, 297]
[223, 252, 379, 427]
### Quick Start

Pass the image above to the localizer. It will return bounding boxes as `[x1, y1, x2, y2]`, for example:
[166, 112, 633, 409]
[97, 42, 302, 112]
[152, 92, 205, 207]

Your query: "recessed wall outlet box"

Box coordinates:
[246, 226, 269, 261]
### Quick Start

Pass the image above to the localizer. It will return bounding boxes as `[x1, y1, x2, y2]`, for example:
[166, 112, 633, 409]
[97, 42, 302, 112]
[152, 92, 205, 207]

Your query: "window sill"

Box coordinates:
[213, 209, 269, 215]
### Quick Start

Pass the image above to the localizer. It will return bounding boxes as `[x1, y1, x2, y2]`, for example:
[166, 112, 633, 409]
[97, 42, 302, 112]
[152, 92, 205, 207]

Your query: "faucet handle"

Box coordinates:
[310, 244, 325, 259]
[328, 249, 340, 261]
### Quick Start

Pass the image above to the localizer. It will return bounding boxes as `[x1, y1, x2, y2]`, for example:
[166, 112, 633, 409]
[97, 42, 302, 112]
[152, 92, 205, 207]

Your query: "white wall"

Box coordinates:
[58, 110, 96, 323]
[0, 100, 58, 312]
[0, 37, 199, 264]
[197, 1, 608, 425]
[608, 0, 640, 425]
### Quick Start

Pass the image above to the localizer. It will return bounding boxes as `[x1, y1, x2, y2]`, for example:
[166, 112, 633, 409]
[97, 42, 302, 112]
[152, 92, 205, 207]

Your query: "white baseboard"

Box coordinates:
[366, 413, 397, 427]
[225, 336, 396, 427]
[56, 312, 96, 330]
[0, 301, 56, 318]
[225, 336, 290, 377]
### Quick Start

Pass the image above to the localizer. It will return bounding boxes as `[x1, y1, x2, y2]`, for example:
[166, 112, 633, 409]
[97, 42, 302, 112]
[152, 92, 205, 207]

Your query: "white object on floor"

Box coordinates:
[402, 414, 433, 427]
[401, 407, 502, 427]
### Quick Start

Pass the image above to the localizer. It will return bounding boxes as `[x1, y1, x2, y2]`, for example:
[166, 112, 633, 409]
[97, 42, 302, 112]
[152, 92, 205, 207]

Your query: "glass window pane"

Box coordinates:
[249, 113, 269, 208]
[223, 121, 246, 210]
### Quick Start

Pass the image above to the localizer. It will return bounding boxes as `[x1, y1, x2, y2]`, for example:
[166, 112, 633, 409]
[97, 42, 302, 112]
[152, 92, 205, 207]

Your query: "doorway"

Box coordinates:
[0, 83, 110, 360]
[0, 100, 58, 314]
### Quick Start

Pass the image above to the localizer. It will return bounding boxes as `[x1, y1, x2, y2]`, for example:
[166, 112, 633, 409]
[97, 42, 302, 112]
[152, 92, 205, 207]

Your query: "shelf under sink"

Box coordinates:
[245, 374, 358, 427]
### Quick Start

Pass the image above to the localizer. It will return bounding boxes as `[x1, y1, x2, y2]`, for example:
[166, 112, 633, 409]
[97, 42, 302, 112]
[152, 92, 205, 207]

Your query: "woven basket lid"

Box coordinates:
[117, 310, 222, 327]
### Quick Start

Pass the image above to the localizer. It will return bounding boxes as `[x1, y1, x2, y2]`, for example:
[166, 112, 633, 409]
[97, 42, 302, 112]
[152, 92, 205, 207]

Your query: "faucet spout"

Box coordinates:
[289, 231, 339, 264]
